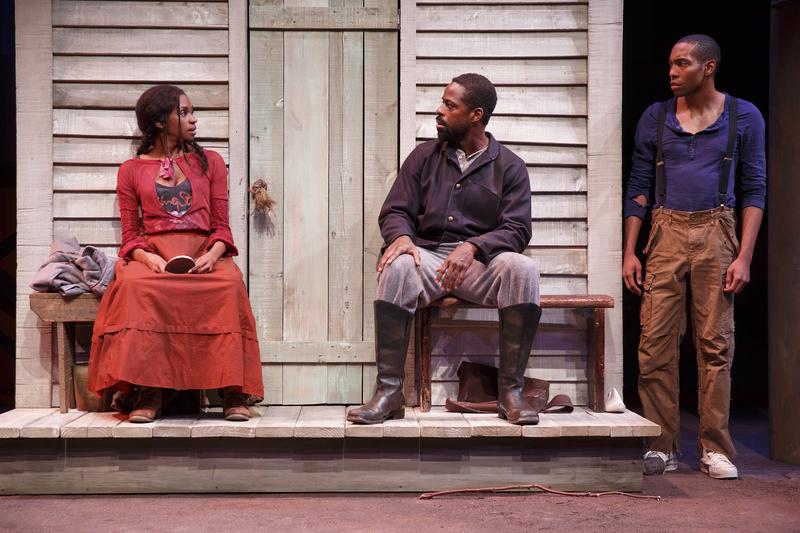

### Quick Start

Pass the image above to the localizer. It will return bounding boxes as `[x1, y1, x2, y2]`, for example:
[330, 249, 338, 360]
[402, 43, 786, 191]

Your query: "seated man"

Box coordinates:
[347, 73, 541, 426]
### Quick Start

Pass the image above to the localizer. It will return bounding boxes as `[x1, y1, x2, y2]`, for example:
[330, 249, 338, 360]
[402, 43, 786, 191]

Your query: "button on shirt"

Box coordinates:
[379, 134, 531, 263]
[624, 94, 766, 219]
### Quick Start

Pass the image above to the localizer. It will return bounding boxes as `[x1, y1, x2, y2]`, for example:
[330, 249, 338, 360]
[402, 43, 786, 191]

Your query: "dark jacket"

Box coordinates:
[379, 133, 531, 263]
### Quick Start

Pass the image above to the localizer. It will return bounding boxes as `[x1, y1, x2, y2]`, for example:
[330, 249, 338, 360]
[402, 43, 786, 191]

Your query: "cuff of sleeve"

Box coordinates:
[465, 237, 489, 261]
[740, 199, 765, 211]
[208, 236, 238, 257]
[119, 242, 153, 261]
[623, 197, 648, 219]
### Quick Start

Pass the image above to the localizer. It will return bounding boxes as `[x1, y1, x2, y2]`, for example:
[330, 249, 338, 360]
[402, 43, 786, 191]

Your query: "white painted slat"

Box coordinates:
[530, 220, 587, 246]
[53, 137, 229, 165]
[53, 28, 228, 55]
[429, 355, 587, 382]
[248, 30, 284, 342]
[191, 408, 262, 438]
[523, 247, 587, 276]
[54, 166, 118, 191]
[463, 413, 522, 437]
[61, 411, 124, 438]
[531, 194, 587, 219]
[528, 167, 587, 193]
[294, 405, 346, 438]
[0, 409, 57, 438]
[328, 26, 364, 343]
[540, 275, 587, 295]
[417, 0, 585, 4]
[345, 405, 384, 438]
[416, 85, 587, 117]
[382, 406, 420, 438]
[53, 1, 229, 28]
[54, 83, 229, 110]
[53, 109, 229, 139]
[416, 4, 587, 31]
[283, 30, 329, 341]
[510, 144, 587, 166]
[417, 32, 587, 58]
[261, 364, 283, 405]
[416, 58, 587, 85]
[152, 415, 201, 438]
[414, 406, 470, 438]
[54, 192, 116, 218]
[521, 414, 562, 437]
[362, 364, 377, 404]
[54, 219, 120, 246]
[19, 410, 86, 438]
[417, 115, 586, 145]
[255, 405, 301, 437]
[606, 410, 661, 438]
[54, 56, 229, 82]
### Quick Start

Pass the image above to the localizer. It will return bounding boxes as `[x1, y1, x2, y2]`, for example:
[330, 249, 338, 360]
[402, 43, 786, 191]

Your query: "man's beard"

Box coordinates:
[436, 121, 466, 143]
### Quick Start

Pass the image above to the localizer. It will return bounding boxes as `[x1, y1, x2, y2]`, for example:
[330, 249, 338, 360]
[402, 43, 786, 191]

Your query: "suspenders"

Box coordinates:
[654, 96, 738, 208]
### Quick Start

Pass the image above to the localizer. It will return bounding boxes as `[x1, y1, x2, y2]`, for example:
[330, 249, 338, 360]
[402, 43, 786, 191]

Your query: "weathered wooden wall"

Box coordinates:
[16, 0, 622, 408]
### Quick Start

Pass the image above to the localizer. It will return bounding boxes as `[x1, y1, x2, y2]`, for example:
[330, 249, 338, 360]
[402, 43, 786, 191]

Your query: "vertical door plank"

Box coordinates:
[249, 30, 285, 342]
[328, 1, 365, 343]
[362, 1, 399, 339]
[283, 28, 330, 340]
[228, 0, 249, 275]
[282, 364, 328, 404]
[326, 363, 363, 404]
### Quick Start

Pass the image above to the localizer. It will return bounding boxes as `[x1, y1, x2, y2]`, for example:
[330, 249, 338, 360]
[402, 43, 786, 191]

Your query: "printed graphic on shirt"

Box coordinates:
[156, 179, 193, 217]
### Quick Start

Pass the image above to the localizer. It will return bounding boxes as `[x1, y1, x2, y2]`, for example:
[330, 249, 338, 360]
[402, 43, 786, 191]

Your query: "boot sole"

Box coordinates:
[347, 407, 405, 425]
[497, 409, 539, 425]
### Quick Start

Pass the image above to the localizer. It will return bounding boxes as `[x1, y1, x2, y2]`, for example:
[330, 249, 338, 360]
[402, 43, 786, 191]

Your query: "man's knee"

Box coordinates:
[381, 254, 418, 280]
[494, 252, 539, 280]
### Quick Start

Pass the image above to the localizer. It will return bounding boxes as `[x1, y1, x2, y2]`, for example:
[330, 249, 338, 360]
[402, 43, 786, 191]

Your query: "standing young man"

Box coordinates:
[623, 35, 766, 479]
[347, 73, 542, 426]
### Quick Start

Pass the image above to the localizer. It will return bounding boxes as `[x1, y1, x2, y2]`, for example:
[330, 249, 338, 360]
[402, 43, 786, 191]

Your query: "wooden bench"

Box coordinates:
[414, 295, 614, 413]
[29, 293, 101, 413]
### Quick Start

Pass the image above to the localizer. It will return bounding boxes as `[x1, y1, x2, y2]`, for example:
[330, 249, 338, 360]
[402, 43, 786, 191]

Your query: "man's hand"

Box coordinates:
[436, 242, 478, 292]
[132, 249, 167, 273]
[189, 241, 227, 274]
[724, 256, 750, 294]
[377, 235, 420, 273]
[622, 252, 643, 296]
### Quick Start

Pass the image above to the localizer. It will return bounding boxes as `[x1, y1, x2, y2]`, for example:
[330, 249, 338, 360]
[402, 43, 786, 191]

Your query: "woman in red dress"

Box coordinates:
[88, 85, 264, 422]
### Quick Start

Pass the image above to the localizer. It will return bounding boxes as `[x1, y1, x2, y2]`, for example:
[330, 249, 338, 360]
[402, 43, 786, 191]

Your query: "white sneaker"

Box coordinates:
[700, 450, 738, 479]
[643, 450, 678, 475]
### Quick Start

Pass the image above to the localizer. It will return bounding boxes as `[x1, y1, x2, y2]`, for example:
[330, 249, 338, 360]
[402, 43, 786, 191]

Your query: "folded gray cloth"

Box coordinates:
[30, 237, 119, 296]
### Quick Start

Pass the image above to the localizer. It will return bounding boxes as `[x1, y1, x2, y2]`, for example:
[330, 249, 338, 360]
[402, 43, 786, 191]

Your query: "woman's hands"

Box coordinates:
[132, 249, 167, 273]
[189, 241, 227, 274]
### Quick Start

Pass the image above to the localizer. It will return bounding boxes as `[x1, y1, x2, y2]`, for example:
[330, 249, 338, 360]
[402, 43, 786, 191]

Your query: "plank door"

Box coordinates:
[249, 0, 399, 404]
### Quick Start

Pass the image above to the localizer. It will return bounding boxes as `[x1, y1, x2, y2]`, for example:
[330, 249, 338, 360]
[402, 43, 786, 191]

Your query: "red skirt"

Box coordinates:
[88, 231, 264, 399]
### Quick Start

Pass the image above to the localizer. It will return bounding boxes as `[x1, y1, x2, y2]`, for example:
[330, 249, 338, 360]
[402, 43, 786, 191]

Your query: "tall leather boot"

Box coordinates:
[347, 300, 413, 424]
[498, 303, 543, 425]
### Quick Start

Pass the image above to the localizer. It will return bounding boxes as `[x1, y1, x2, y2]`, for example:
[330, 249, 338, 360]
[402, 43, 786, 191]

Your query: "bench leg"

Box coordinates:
[55, 322, 76, 413]
[586, 308, 606, 412]
[419, 307, 432, 412]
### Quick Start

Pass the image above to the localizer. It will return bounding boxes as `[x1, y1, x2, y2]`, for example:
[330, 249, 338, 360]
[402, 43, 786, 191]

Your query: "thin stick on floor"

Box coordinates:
[419, 483, 662, 501]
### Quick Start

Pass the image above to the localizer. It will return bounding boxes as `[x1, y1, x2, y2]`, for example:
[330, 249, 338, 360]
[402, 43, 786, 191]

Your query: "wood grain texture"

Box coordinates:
[416, 32, 587, 58]
[0, 409, 57, 439]
[53, 83, 229, 110]
[416, 85, 587, 117]
[328, 21, 364, 343]
[463, 413, 522, 437]
[53, 28, 229, 55]
[250, 5, 398, 30]
[18, 410, 86, 439]
[15, 0, 53, 408]
[228, 0, 249, 275]
[416, 58, 586, 85]
[294, 405, 346, 438]
[61, 411, 125, 438]
[53, 56, 229, 82]
[52, 1, 229, 28]
[248, 30, 284, 341]
[414, 407, 470, 438]
[282, 29, 329, 341]
[587, 0, 623, 398]
[416, 4, 587, 31]
[256, 405, 301, 437]
[191, 408, 262, 438]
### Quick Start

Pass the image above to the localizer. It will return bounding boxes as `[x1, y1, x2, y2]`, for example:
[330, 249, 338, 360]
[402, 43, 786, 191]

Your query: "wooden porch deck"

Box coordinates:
[0, 406, 659, 440]
[0, 407, 658, 495]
